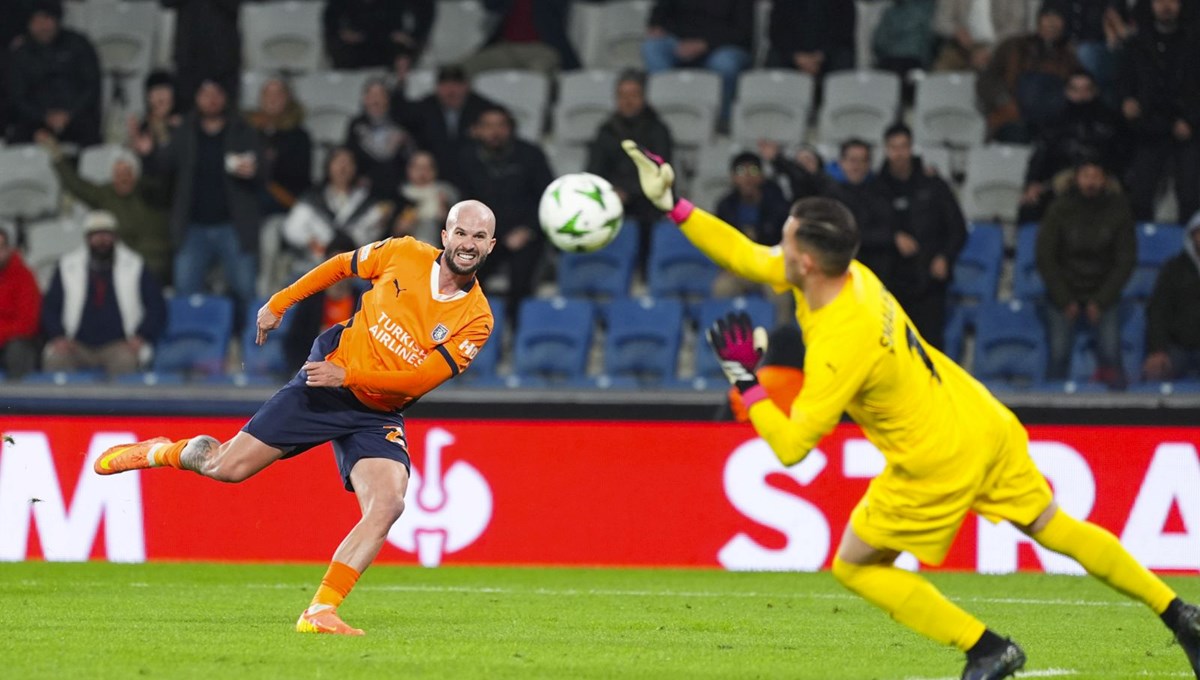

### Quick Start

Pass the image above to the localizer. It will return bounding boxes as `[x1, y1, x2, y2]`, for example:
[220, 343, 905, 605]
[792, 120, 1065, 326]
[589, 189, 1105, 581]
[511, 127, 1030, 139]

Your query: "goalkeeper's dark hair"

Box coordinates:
[789, 197, 860, 275]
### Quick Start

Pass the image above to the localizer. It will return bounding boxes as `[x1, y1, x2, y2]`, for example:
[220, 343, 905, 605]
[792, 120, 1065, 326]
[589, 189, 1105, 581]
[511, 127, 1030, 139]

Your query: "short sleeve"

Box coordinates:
[434, 313, 493, 377]
[351, 237, 404, 281]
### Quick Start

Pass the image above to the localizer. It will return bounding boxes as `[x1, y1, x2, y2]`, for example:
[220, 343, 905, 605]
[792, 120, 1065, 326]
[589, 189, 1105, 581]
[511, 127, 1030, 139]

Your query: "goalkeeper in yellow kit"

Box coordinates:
[622, 141, 1200, 680]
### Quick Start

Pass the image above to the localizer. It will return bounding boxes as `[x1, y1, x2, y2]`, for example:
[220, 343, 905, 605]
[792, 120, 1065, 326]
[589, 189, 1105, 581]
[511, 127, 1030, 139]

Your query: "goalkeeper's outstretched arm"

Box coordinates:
[622, 141, 787, 287]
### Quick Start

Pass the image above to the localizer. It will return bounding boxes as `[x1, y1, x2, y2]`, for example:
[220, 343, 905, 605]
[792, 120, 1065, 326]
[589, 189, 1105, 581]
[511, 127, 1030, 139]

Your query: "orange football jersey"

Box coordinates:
[269, 237, 493, 412]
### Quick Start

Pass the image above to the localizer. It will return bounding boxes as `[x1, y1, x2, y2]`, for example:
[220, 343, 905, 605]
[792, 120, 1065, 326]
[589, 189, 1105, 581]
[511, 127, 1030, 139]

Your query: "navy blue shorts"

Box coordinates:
[243, 325, 410, 492]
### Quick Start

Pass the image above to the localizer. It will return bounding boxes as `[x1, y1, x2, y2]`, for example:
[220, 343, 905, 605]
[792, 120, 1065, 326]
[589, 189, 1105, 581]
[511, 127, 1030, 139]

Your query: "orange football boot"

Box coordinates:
[93, 437, 171, 475]
[296, 605, 364, 636]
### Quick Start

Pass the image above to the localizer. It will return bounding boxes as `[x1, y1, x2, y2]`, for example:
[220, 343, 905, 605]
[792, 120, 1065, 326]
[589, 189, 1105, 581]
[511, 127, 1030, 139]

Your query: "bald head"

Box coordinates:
[442, 200, 497, 276]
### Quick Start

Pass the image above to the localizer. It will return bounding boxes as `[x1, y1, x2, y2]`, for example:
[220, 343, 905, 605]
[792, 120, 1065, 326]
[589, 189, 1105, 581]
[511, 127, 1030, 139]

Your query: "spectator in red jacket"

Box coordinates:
[0, 219, 42, 379]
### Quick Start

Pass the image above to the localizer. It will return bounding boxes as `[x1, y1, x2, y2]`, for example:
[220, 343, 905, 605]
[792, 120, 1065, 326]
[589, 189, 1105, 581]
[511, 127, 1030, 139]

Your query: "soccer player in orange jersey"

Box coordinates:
[94, 200, 497, 635]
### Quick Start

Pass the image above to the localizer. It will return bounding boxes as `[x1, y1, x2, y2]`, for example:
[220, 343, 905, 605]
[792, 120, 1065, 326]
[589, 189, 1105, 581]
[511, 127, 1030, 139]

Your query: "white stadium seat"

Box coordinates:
[25, 217, 86, 289]
[87, 1, 158, 75]
[405, 69, 437, 103]
[293, 71, 373, 147]
[817, 69, 901, 145]
[731, 69, 814, 145]
[960, 144, 1033, 222]
[420, 0, 487, 68]
[473, 69, 550, 141]
[242, 1, 323, 74]
[855, 0, 887, 70]
[553, 70, 617, 146]
[913, 72, 985, 149]
[584, 0, 654, 70]
[542, 140, 588, 176]
[689, 141, 745, 212]
[0, 146, 60, 220]
[78, 144, 131, 185]
[647, 69, 721, 148]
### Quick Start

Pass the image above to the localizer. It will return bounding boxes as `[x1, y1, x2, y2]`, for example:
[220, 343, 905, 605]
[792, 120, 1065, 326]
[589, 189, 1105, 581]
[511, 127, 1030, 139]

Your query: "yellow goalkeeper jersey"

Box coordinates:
[681, 208, 1017, 490]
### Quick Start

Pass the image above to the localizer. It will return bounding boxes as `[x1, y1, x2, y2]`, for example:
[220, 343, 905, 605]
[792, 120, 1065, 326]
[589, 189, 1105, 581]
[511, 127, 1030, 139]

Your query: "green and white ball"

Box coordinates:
[538, 172, 624, 253]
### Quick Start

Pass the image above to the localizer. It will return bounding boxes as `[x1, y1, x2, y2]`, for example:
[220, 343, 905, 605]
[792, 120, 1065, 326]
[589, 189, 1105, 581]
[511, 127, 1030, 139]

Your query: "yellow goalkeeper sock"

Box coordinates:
[311, 561, 361, 609]
[832, 556, 986, 651]
[1032, 508, 1176, 614]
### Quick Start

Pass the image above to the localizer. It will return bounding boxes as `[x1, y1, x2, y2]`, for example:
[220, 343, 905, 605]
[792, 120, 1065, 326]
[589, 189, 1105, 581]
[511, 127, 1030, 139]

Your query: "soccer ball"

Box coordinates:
[538, 172, 624, 253]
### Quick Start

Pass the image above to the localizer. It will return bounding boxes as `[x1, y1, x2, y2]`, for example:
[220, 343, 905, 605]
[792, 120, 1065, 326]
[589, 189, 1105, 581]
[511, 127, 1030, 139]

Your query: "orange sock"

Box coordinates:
[153, 440, 189, 469]
[311, 561, 361, 608]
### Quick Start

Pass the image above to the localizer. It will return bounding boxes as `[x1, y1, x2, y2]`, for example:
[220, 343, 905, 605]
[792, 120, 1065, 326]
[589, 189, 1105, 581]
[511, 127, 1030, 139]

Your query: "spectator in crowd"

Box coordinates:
[399, 150, 458, 247]
[7, 0, 101, 147]
[0, 219, 41, 379]
[245, 77, 313, 215]
[162, 0, 242, 108]
[1143, 216, 1200, 381]
[1130, 0, 1198, 32]
[459, 105, 553, 317]
[586, 69, 674, 258]
[1048, 0, 1131, 96]
[1036, 160, 1135, 388]
[44, 137, 173, 285]
[387, 44, 419, 127]
[978, 5, 1081, 142]
[768, 0, 855, 80]
[874, 123, 967, 351]
[0, 0, 35, 139]
[932, 0, 1028, 72]
[283, 232, 358, 373]
[136, 78, 263, 318]
[711, 151, 791, 302]
[128, 70, 182, 148]
[1118, 0, 1200, 224]
[282, 146, 390, 272]
[759, 142, 831, 203]
[345, 78, 415, 200]
[406, 65, 497, 192]
[1020, 69, 1128, 223]
[41, 211, 166, 377]
[642, 0, 753, 126]
[323, 0, 434, 70]
[872, 0, 938, 81]
[461, 0, 581, 78]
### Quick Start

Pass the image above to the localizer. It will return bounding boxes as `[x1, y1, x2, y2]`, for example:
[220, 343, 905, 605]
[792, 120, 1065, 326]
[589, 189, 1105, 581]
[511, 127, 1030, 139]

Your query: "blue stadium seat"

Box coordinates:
[1012, 223, 1044, 301]
[1124, 223, 1184, 300]
[513, 297, 594, 382]
[21, 370, 104, 385]
[601, 297, 684, 384]
[556, 220, 639, 299]
[647, 220, 720, 299]
[456, 303, 505, 384]
[153, 294, 235, 375]
[197, 372, 284, 388]
[241, 297, 296, 377]
[950, 222, 1003, 305]
[943, 302, 969, 364]
[1067, 302, 1145, 385]
[565, 375, 642, 390]
[1129, 379, 1200, 395]
[692, 296, 778, 382]
[972, 300, 1046, 385]
[114, 371, 186, 387]
[1038, 380, 1110, 395]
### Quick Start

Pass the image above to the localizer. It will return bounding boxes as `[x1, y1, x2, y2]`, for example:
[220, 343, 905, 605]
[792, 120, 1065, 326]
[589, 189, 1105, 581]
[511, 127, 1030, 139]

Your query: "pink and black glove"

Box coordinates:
[705, 312, 767, 394]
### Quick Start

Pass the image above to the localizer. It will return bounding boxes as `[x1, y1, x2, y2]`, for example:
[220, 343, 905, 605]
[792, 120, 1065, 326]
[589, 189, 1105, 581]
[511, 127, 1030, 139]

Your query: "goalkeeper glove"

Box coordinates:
[705, 312, 769, 394]
[621, 140, 687, 216]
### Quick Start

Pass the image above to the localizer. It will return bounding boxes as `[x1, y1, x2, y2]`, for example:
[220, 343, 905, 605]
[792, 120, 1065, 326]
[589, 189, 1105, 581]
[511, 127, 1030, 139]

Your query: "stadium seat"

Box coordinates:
[949, 222, 1003, 305]
[405, 69, 437, 102]
[420, 0, 487, 68]
[21, 370, 105, 385]
[553, 70, 618, 146]
[240, 296, 295, 377]
[689, 141, 744, 213]
[114, 371, 186, 387]
[855, 0, 887, 69]
[972, 300, 1046, 385]
[240, 71, 269, 111]
[913, 144, 953, 178]
[1067, 302, 1146, 386]
[692, 296, 777, 382]
[943, 302, 969, 364]
[960, 144, 1032, 222]
[78, 144, 129, 184]
[730, 69, 814, 145]
[752, 0, 771, 67]
[647, 221, 721, 299]
[293, 71, 373, 148]
[241, 1, 323, 74]
[153, 294, 235, 375]
[1129, 379, 1200, 395]
[602, 297, 685, 384]
[473, 70, 550, 141]
[1012, 223, 1044, 301]
[1124, 222, 1184, 300]
[556, 221, 638, 299]
[0, 145, 59, 220]
[577, 0, 654, 70]
[87, 1, 157, 76]
[647, 70, 721, 148]
[817, 70, 901, 145]
[513, 297, 595, 382]
[24, 217, 86, 289]
[101, 71, 144, 120]
[455, 303, 505, 384]
[912, 72, 985, 149]
[543, 140, 588, 176]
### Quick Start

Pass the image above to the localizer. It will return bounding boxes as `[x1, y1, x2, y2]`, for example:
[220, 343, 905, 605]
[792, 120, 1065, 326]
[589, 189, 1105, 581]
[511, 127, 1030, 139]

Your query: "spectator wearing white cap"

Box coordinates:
[41, 211, 166, 377]
[0, 219, 41, 379]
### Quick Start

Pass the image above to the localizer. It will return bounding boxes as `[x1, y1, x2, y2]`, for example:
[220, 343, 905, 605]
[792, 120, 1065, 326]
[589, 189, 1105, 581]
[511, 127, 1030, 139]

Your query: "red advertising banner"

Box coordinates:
[0, 416, 1197, 573]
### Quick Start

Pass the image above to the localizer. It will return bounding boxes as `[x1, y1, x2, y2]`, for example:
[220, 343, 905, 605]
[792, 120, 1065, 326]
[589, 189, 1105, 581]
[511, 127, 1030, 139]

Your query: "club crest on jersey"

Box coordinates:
[431, 324, 449, 342]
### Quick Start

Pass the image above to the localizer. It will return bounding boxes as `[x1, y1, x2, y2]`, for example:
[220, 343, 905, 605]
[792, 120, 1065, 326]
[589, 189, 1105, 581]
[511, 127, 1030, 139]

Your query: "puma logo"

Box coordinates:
[392, 279, 405, 297]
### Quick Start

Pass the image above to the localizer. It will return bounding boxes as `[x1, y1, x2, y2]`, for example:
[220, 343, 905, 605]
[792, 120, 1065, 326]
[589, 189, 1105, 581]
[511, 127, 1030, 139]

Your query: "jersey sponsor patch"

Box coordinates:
[431, 323, 449, 342]
[458, 338, 480, 360]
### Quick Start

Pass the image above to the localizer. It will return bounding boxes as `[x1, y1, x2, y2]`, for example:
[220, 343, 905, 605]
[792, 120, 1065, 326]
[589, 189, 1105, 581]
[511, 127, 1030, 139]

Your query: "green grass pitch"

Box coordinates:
[2, 562, 1197, 679]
